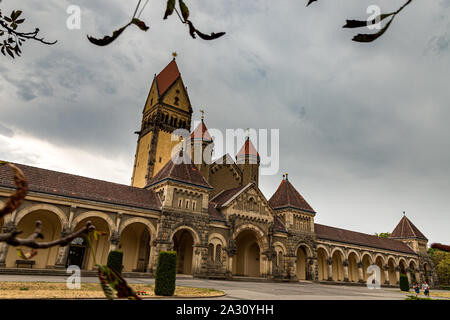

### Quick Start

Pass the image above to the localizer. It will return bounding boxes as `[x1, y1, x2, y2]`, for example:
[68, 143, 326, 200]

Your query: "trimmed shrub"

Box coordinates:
[107, 250, 124, 274]
[400, 273, 410, 292]
[154, 251, 177, 296]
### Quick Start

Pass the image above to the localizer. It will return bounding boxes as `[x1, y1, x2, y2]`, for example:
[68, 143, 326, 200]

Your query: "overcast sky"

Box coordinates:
[0, 0, 449, 245]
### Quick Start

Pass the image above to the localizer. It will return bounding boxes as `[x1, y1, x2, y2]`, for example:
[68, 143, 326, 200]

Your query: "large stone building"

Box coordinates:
[0, 59, 438, 287]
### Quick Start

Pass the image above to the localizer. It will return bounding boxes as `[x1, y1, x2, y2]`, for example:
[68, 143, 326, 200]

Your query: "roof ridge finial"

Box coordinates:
[246, 128, 250, 140]
[285, 172, 288, 181]
[403, 210, 406, 216]
[282, 174, 285, 180]
[200, 109, 205, 122]
[172, 51, 178, 60]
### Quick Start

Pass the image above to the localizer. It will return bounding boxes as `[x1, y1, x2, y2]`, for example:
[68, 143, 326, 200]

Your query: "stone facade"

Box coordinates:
[0, 59, 439, 288]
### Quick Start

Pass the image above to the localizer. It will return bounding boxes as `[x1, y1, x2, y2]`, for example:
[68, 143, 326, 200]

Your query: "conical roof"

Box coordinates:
[390, 215, 428, 240]
[269, 177, 315, 213]
[190, 120, 212, 141]
[236, 138, 259, 157]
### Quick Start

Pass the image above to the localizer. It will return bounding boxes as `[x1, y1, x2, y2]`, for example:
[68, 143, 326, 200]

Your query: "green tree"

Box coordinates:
[428, 248, 450, 285]
[375, 232, 391, 238]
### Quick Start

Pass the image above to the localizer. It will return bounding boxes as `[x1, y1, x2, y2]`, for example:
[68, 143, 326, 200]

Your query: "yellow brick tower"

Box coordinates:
[131, 58, 193, 188]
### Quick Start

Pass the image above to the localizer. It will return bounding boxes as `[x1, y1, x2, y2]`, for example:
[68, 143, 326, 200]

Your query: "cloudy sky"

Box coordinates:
[0, 0, 449, 244]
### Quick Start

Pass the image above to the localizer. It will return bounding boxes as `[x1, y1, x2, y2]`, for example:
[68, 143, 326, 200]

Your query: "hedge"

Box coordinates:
[400, 273, 410, 292]
[154, 251, 177, 296]
[107, 250, 124, 274]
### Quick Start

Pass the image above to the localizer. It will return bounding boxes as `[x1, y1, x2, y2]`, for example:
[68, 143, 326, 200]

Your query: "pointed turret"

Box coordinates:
[236, 137, 260, 186]
[390, 214, 428, 254]
[189, 113, 214, 182]
[269, 174, 315, 233]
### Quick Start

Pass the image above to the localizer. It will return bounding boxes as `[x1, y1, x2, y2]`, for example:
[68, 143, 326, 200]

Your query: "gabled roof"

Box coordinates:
[146, 151, 212, 189]
[190, 120, 213, 141]
[236, 138, 259, 158]
[269, 178, 315, 213]
[390, 216, 428, 241]
[209, 184, 251, 208]
[0, 163, 161, 210]
[315, 223, 416, 255]
[155, 59, 181, 97]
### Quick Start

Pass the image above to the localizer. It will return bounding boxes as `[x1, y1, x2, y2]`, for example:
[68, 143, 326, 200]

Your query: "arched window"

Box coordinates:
[208, 244, 214, 262]
[278, 251, 283, 268]
[216, 245, 222, 265]
[178, 199, 183, 208]
[192, 201, 196, 211]
[185, 200, 190, 209]
[174, 97, 179, 106]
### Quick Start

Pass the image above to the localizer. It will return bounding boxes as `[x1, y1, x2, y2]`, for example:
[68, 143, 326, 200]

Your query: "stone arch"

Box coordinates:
[72, 211, 115, 233]
[331, 247, 345, 281]
[361, 252, 373, 281]
[119, 217, 156, 238]
[295, 242, 313, 258]
[15, 203, 68, 227]
[208, 233, 227, 265]
[374, 254, 387, 284]
[361, 251, 373, 264]
[119, 218, 155, 272]
[170, 225, 201, 245]
[273, 241, 287, 254]
[233, 226, 266, 277]
[6, 205, 64, 269]
[347, 250, 360, 283]
[233, 223, 268, 250]
[316, 245, 329, 281]
[330, 247, 346, 260]
[409, 259, 419, 283]
[373, 253, 386, 265]
[208, 233, 227, 247]
[398, 257, 408, 274]
[346, 249, 361, 263]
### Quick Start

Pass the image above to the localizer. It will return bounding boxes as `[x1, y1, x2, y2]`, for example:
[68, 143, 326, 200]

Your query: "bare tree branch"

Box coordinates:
[0, 221, 95, 248]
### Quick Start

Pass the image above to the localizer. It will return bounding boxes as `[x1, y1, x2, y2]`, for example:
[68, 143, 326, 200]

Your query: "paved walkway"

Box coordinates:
[0, 274, 423, 300]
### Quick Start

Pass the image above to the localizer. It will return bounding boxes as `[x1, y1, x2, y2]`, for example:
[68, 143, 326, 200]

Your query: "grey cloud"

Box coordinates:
[0, 0, 448, 244]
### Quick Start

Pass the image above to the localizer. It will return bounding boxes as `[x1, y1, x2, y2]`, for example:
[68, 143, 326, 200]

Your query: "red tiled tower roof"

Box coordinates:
[390, 215, 428, 241]
[236, 138, 259, 157]
[190, 121, 213, 141]
[0, 163, 161, 210]
[146, 151, 211, 189]
[269, 178, 315, 213]
[155, 59, 180, 96]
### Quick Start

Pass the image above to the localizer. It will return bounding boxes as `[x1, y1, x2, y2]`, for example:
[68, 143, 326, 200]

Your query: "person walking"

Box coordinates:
[413, 283, 420, 297]
[422, 281, 430, 297]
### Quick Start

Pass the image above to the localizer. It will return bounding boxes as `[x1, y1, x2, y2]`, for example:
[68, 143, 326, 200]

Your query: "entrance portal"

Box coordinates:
[66, 237, 87, 268]
[233, 230, 261, 277]
[173, 229, 194, 275]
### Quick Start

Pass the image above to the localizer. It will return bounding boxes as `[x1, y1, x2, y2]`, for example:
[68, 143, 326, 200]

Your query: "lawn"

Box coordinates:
[0, 282, 224, 299]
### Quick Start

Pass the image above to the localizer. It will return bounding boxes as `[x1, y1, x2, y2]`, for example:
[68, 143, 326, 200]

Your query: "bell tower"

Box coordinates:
[131, 57, 193, 188]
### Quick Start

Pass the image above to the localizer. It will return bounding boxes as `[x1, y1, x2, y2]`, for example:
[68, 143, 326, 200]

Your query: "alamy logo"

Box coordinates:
[366, 264, 381, 289]
[66, 265, 81, 289]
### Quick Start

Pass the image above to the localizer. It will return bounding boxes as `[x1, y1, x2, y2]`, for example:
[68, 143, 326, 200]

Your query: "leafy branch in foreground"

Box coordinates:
[88, 0, 225, 47]
[0, 9, 56, 58]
